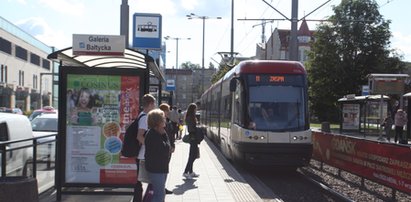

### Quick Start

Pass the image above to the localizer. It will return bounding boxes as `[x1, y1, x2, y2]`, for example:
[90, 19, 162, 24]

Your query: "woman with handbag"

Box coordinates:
[145, 109, 171, 202]
[183, 103, 200, 179]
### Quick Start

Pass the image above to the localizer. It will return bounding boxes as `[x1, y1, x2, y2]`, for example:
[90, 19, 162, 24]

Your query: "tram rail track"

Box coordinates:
[298, 170, 353, 202]
[299, 160, 411, 201]
[236, 164, 351, 202]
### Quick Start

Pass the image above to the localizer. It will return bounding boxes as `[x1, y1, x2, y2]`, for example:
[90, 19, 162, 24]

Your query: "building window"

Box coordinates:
[15, 46, 28, 61]
[5, 65, 7, 83]
[19, 70, 24, 86]
[30, 53, 40, 66]
[42, 58, 50, 70]
[0, 38, 12, 54]
[33, 74, 38, 89]
[0, 65, 3, 83]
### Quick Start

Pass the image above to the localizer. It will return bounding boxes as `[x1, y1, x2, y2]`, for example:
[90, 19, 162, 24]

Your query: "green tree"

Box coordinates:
[208, 62, 215, 69]
[306, 0, 405, 122]
[180, 61, 201, 69]
[210, 59, 243, 84]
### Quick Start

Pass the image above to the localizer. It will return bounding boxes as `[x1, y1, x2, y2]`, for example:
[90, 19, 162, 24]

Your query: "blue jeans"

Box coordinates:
[147, 172, 167, 202]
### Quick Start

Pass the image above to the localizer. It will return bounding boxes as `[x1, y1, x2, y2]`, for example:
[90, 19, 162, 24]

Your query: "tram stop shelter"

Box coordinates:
[338, 94, 390, 135]
[47, 47, 165, 200]
[48, 47, 165, 98]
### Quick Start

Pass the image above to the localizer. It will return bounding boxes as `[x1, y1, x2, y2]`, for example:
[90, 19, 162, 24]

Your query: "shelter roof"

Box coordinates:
[47, 47, 165, 82]
[338, 94, 390, 102]
[367, 73, 409, 79]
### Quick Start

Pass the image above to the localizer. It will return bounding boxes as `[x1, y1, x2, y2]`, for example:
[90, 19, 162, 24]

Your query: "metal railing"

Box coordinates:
[0, 133, 57, 177]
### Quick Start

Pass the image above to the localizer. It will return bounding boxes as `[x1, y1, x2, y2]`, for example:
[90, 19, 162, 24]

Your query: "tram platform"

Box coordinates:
[40, 135, 265, 202]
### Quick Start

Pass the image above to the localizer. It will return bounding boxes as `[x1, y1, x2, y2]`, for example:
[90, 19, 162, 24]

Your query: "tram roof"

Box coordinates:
[47, 47, 165, 82]
[224, 60, 306, 80]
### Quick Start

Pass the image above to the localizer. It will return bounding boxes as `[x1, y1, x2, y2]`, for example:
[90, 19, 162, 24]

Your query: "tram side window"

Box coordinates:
[233, 81, 244, 126]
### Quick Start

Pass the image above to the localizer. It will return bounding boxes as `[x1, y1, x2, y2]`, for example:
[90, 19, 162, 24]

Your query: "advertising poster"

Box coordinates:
[342, 103, 360, 130]
[312, 131, 411, 193]
[65, 74, 140, 184]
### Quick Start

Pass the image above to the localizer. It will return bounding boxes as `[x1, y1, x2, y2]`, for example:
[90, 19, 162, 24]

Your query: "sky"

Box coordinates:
[1, 0, 410, 70]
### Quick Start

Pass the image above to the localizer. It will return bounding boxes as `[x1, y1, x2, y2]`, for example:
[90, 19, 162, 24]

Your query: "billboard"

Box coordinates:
[132, 13, 162, 50]
[313, 131, 411, 194]
[342, 104, 360, 130]
[60, 66, 145, 186]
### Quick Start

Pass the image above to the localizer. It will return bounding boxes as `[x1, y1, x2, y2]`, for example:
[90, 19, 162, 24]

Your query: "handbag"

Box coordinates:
[195, 127, 204, 143]
[143, 183, 153, 202]
[138, 160, 150, 183]
[182, 134, 191, 143]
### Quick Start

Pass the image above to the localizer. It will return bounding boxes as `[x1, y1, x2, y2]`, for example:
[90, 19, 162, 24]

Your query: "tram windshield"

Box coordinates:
[248, 80, 306, 131]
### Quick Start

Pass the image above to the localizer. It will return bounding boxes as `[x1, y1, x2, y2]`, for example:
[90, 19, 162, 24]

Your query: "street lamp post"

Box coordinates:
[164, 36, 190, 106]
[186, 13, 221, 94]
[164, 36, 191, 69]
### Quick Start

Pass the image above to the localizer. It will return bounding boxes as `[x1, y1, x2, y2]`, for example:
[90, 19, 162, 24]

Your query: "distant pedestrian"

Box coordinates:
[381, 114, 393, 142]
[177, 109, 184, 139]
[183, 103, 200, 179]
[168, 106, 180, 139]
[159, 103, 175, 153]
[159, 103, 175, 195]
[394, 109, 407, 144]
[145, 109, 171, 202]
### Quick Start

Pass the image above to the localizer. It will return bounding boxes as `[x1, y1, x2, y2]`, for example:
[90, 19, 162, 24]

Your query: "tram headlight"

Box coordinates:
[292, 136, 306, 141]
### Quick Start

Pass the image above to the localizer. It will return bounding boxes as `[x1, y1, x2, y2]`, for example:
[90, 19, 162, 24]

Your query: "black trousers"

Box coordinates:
[133, 159, 143, 202]
[395, 126, 403, 143]
[184, 141, 198, 174]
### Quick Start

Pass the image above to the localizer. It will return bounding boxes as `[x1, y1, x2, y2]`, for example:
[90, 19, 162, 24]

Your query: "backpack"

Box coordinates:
[121, 113, 146, 157]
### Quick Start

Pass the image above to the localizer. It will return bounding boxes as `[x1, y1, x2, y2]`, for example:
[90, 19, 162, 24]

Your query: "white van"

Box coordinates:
[0, 112, 33, 176]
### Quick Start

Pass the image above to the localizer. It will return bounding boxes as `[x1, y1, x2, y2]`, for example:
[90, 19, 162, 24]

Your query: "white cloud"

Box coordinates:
[391, 31, 411, 62]
[16, 17, 70, 49]
[38, 0, 85, 16]
[12, 0, 27, 5]
[180, 0, 199, 10]
[129, 0, 177, 16]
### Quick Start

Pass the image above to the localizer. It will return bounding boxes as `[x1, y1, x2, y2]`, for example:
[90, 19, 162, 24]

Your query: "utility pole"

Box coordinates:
[186, 13, 222, 94]
[289, 0, 298, 60]
[255, 0, 332, 61]
[120, 0, 129, 47]
[230, 0, 234, 60]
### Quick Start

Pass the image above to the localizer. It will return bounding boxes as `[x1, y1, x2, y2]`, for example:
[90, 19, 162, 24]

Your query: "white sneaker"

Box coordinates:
[190, 172, 199, 178]
[183, 173, 192, 179]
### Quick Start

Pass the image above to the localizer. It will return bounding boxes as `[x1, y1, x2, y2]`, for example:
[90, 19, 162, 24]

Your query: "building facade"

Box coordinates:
[0, 17, 54, 112]
[164, 68, 215, 110]
[256, 20, 314, 63]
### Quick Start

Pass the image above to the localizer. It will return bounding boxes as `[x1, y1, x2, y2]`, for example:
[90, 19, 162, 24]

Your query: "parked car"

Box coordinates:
[12, 108, 23, 115]
[0, 107, 23, 115]
[31, 113, 58, 133]
[31, 113, 58, 161]
[0, 113, 33, 176]
[29, 106, 57, 121]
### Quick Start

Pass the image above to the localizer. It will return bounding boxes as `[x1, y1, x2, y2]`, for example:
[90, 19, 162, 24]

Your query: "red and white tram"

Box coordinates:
[200, 60, 312, 167]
